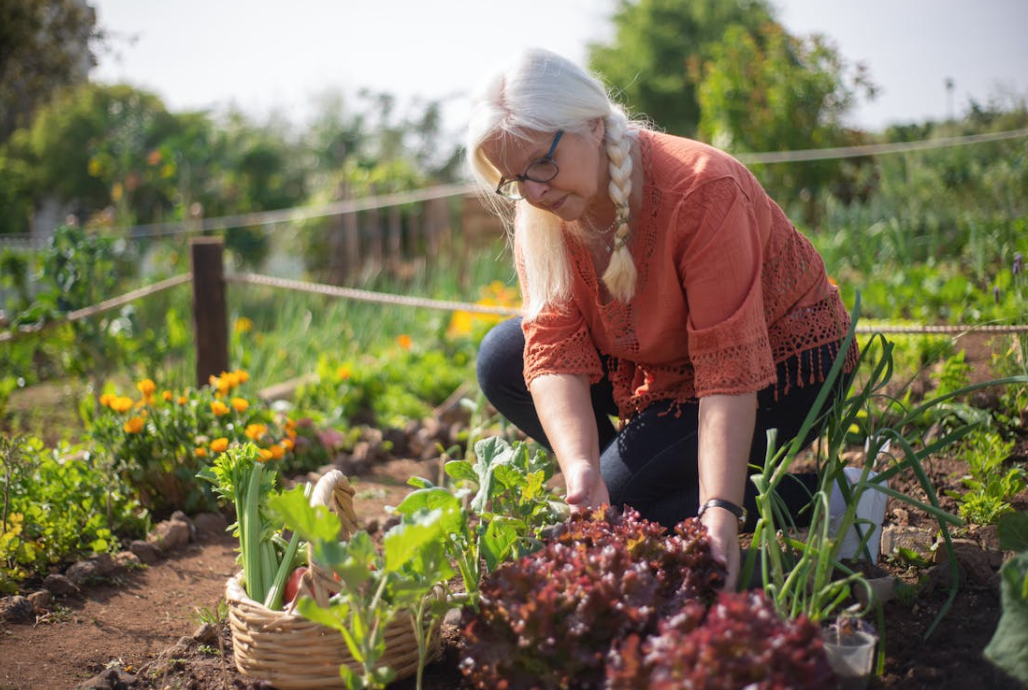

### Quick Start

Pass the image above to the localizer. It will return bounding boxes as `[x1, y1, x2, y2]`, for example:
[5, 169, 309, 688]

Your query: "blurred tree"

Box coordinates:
[588, 0, 773, 135]
[695, 23, 876, 225]
[0, 0, 101, 143]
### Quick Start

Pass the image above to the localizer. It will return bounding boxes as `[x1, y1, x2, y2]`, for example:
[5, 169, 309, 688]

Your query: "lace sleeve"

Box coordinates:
[515, 240, 604, 387]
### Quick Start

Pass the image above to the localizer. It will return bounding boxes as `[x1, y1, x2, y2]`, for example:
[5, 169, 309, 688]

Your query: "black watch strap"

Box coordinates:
[697, 498, 747, 529]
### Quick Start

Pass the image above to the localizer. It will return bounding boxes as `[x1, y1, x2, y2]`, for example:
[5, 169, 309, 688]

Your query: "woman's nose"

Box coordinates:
[522, 179, 549, 204]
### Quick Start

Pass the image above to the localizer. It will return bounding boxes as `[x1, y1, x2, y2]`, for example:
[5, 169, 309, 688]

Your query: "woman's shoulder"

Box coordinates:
[639, 129, 753, 195]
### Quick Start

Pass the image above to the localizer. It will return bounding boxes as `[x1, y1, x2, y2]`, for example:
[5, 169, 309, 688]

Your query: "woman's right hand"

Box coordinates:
[563, 460, 610, 508]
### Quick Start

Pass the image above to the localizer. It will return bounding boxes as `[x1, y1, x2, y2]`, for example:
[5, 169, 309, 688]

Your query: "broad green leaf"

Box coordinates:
[444, 460, 479, 484]
[406, 476, 435, 489]
[998, 512, 1028, 552]
[481, 516, 522, 573]
[384, 509, 446, 573]
[296, 596, 348, 634]
[313, 533, 377, 590]
[392, 489, 466, 535]
[268, 485, 341, 543]
[985, 551, 1028, 682]
[492, 464, 524, 491]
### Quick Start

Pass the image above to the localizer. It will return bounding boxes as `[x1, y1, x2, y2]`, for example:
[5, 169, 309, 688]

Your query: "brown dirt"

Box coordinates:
[2, 333, 1027, 690]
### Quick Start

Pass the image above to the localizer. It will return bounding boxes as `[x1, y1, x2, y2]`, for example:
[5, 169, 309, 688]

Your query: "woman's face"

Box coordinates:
[482, 120, 607, 222]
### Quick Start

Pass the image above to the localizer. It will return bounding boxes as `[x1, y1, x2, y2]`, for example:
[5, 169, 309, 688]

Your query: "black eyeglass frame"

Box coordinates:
[494, 130, 564, 200]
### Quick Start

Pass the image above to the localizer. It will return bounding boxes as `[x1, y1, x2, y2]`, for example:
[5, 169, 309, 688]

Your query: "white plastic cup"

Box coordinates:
[824, 629, 877, 690]
[829, 467, 889, 564]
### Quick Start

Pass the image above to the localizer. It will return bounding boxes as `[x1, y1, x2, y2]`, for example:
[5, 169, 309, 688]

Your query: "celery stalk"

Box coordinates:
[264, 483, 312, 610]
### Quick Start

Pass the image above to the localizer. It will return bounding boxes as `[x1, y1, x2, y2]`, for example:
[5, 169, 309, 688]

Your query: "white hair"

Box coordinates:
[466, 48, 640, 318]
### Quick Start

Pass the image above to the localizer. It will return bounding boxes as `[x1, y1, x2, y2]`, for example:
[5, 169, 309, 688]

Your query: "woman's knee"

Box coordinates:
[476, 318, 526, 400]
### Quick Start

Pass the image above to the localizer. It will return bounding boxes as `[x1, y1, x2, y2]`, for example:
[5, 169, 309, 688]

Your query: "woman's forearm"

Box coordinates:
[528, 373, 599, 470]
[529, 373, 609, 506]
[697, 392, 757, 508]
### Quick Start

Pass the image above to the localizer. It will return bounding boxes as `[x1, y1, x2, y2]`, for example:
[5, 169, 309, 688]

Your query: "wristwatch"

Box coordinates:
[697, 498, 747, 530]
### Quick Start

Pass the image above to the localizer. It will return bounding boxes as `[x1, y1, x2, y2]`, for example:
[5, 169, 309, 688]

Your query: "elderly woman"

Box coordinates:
[467, 48, 857, 586]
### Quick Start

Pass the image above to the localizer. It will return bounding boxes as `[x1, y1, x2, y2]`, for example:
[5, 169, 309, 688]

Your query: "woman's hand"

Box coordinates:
[563, 460, 610, 508]
[700, 507, 741, 590]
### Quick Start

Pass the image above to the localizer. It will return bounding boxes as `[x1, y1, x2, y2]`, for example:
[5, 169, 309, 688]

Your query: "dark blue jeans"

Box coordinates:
[477, 318, 848, 530]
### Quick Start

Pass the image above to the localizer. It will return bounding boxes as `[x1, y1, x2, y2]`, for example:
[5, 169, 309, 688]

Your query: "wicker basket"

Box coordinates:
[225, 470, 444, 689]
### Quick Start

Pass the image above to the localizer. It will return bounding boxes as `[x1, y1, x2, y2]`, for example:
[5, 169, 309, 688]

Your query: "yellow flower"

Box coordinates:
[210, 400, 230, 417]
[99, 393, 114, 407]
[210, 438, 229, 453]
[137, 379, 157, 396]
[195, 447, 208, 458]
[257, 448, 275, 462]
[231, 397, 249, 413]
[123, 416, 145, 434]
[397, 334, 413, 351]
[336, 366, 351, 381]
[177, 395, 188, 405]
[210, 373, 232, 396]
[245, 423, 267, 441]
[280, 438, 294, 451]
[234, 369, 250, 384]
[268, 444, 285, 460]
[161, 390, 173, 402]
[110, 396, 134, 413]
[234, 317, 254, 334]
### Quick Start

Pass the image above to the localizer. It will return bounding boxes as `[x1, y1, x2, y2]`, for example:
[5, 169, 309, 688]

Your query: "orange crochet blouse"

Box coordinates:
[519, 130, 857, 421]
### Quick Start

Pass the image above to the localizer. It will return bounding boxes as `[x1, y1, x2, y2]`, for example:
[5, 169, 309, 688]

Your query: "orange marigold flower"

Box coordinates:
[257, 448, 274, 462]
[110, 396, 134, 413]
[268, 444, 285, 460]
[162, 390, 173, 402]
[99, 393, 114, 407]
[123, 416, 145, 434]
[209, 437, 229, 453]
[397, 334, 413, 350]
[195, 447, 208, 458]
[245, 423, 267, 441]
[280, 438, 294, 451]
[337, 366, 351, 381]
[234, 369, 249, 384]
[231, 397, 249, 413]
[137, 379, 157, 396]
[177, 396, 188, 405]
[210, 400, 230, 416]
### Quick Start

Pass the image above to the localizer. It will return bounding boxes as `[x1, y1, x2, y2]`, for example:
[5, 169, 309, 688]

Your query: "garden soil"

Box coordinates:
[2, 334, 1027, 690]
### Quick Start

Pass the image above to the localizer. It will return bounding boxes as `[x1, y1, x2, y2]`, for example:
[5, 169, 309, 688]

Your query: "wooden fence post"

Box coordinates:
[191, 237, 228, 388]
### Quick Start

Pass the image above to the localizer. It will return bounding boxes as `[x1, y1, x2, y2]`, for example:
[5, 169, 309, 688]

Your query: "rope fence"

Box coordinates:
[3, 267, 1026, 351]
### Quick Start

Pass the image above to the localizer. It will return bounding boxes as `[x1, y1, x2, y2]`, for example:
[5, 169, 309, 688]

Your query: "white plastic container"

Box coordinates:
[829, 466, 889, 564]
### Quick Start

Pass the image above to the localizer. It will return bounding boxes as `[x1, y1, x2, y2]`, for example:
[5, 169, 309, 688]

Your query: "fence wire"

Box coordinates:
[3, 271, 1026, 346]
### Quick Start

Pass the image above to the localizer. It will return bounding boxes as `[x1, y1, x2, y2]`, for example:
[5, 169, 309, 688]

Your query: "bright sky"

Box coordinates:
[91, 0, 1028, 137]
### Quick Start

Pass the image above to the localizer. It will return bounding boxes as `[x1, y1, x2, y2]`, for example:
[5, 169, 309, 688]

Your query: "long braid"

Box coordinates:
[601, 115, 636, 301]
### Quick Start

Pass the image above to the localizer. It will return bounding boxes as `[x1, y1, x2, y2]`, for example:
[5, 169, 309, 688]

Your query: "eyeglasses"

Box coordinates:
[495, 130, 563, 200]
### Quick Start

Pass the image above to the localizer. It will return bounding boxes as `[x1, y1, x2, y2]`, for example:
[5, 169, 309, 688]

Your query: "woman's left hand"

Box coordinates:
[700, 508, 740, 590]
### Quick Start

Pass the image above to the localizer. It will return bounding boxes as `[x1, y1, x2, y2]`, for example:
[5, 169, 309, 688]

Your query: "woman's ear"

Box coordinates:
[591, 117, 606, 142]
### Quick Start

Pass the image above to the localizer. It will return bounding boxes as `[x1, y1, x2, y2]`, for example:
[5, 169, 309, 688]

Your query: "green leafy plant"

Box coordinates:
[1, 435, 147, 590]
[392, 436, 567, 606]
[270, 487, 453, 690]
[945, 429, 1025, 525]
[197, 443, 284, 606]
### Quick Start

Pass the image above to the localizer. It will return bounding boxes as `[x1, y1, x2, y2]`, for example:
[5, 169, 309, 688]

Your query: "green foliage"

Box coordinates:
[696, 22, 875, 224]
[0, 0, 99, 142]
[588, 0, 774, 135]
[985, 550, 1028, 682]
[0, 435, 147, 590]
[296, 340, 473, 432]
[946, 429, 1025, 526]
